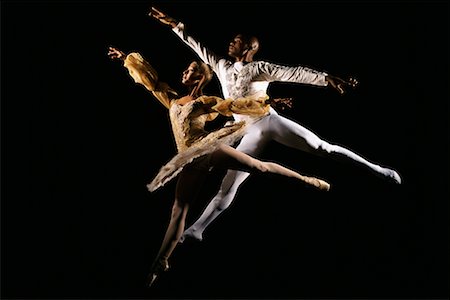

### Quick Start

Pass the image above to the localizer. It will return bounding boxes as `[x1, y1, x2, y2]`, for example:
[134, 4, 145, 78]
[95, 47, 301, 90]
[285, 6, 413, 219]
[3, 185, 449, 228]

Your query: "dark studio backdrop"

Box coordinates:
[2, 0, 449, 299]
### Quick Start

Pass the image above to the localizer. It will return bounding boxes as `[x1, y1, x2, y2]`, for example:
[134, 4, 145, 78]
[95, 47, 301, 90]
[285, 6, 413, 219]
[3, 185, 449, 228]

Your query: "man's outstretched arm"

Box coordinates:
[149, 6, 222, 72]
[148, 7, 178, 28]
[258, 61, 358, 95]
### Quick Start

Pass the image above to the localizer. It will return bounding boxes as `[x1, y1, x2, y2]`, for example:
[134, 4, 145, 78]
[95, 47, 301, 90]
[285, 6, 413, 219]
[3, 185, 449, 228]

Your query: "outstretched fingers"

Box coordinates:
[347, 77, 359, 88]
[334, 77, 359, 95]
[148, 6, 178, 27]
[107, 46, 125, 60]
[149, 6, 165, 19]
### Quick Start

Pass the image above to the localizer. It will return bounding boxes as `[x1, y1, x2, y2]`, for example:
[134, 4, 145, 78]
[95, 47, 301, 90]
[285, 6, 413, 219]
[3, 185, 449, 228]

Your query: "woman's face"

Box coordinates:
[181, 62, 202, 86]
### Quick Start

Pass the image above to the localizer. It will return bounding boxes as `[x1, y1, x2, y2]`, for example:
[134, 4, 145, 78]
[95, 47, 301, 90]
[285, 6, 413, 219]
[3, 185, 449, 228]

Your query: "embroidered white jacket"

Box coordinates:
[172, 23, 328, 101]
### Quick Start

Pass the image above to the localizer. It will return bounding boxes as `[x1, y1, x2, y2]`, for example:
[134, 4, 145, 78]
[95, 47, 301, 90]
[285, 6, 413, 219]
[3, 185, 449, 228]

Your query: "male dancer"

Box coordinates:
[149, 7, 401, 243]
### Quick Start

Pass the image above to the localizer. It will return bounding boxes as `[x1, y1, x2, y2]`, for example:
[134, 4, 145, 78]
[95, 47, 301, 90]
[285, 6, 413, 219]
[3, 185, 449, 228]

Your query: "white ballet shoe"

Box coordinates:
[179, 228, 203, 244]
[385, 168, 402, 184]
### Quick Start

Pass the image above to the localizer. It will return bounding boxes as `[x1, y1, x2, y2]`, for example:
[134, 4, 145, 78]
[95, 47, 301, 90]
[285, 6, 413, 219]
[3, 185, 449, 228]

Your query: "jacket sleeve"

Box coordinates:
[257, 61, 329, 86]
[123, 52, 178, 109]
[172, 23, 222, 73]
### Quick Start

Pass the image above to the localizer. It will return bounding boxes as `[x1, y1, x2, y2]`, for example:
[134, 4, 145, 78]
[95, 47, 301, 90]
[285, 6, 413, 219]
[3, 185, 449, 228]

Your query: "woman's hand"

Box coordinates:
[107, 47, 126, 61]
[266, 97, 293, 111]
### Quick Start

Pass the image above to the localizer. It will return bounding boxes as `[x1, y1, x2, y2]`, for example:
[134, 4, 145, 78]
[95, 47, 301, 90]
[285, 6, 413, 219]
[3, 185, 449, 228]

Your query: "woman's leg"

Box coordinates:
[210, 143, 330, 190]
[148, 167, 207, 286]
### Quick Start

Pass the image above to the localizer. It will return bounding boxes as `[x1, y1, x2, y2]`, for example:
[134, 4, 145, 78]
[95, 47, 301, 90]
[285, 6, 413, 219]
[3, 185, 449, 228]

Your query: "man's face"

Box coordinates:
[181, 62, 201, 86]
[228, 34, 248, 58]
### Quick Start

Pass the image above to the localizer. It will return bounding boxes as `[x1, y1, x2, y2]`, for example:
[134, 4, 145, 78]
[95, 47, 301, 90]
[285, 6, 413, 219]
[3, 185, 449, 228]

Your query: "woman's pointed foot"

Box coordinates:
[147, 258, 169, 288]
[300, 175, 331, 191]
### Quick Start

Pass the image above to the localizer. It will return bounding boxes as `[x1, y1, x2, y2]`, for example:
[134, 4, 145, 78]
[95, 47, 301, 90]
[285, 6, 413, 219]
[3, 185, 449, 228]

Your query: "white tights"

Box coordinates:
[181, 109, 401, 242]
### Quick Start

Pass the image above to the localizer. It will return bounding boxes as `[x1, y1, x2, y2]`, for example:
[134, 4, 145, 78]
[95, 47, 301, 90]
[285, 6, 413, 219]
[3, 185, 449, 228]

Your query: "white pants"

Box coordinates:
[183, 108, 399, 239]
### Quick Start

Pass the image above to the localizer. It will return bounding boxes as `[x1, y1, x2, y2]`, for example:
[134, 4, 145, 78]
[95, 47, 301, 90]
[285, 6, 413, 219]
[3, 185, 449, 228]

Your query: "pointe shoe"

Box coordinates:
[301, 175, 331, 191]
[316, 178, 331, 191]
[147, 259, 169, 288]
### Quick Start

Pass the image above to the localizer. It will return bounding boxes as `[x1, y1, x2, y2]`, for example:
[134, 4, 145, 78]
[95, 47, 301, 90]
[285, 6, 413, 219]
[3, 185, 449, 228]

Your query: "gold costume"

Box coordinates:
[123, 53, 271, 191]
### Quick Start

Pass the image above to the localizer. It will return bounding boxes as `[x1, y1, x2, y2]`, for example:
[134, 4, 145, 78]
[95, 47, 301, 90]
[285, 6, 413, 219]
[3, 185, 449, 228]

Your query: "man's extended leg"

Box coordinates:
[268, 112, 401, 184]
[180, 169, 251, 242]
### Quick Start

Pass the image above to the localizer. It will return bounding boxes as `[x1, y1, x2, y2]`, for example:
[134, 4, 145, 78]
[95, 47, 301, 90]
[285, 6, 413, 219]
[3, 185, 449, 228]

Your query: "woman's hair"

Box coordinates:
[196, 61, 213, 86]
[187, 61, 213, 96]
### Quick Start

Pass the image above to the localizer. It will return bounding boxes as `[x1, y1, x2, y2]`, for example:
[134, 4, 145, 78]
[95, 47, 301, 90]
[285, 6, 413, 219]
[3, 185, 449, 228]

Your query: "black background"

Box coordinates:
[2, 0, 449, 299]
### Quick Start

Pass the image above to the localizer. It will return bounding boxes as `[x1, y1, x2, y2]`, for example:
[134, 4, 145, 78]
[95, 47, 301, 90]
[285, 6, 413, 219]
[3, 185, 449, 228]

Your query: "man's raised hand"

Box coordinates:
[148, 6, 178, 28]
[326, 75, 359, 95]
